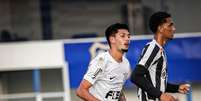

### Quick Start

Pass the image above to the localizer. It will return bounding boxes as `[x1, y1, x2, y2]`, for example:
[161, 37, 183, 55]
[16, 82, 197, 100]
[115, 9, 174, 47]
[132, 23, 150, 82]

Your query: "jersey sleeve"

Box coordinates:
[83, 55, 106, 85]
[138, 44, 160, 68]
[130, 64, 162, 98]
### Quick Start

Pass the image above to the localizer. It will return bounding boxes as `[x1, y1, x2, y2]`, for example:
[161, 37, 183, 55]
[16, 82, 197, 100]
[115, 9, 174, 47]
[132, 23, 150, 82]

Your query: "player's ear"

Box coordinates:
[158, 25, 163, 32]
[109, 36, 115, 44]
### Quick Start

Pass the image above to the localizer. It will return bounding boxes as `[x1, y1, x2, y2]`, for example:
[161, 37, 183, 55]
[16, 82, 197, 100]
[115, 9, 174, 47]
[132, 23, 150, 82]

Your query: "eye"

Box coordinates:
[168, 23, 174, 27]
[128, 34, 131, 38]
[120, 34, 125, 37]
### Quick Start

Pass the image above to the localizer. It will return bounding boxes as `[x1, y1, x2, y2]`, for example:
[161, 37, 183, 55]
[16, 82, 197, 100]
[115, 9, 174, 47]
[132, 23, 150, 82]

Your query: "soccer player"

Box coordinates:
[130, 11, 190, 101]
[76, 23, 131, 101]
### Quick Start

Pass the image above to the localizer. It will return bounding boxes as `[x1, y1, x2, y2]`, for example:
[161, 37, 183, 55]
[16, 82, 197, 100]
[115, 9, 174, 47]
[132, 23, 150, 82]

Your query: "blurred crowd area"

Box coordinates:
[0, 0, 200, 42]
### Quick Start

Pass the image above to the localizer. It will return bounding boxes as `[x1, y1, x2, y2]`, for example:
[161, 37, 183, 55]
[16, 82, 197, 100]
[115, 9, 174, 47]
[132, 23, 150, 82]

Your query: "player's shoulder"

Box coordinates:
[95, 52, 108, 59]
[123, 55, 129, 62]
[88, 52, 109, 70]
[145, 40, 160, 50]
[147, 40, 155, 46]
[91, 52, 108, 63]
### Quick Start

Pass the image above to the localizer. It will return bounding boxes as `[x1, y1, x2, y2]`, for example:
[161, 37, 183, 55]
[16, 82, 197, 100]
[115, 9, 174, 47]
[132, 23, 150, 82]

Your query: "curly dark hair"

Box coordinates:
[105, 23, 129, 47]
[149, 11, 171, 33]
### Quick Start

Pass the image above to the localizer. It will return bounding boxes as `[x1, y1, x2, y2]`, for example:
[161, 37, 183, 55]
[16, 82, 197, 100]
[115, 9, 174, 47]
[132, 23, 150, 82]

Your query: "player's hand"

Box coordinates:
[178, 84, 191, 94]
[160, 93, 176, 101]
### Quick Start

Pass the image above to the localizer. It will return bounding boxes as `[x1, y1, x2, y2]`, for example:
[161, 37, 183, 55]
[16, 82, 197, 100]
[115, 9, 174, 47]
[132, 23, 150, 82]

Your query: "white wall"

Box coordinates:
[0, 40, 70, 101]
[0, 40, 64, 70]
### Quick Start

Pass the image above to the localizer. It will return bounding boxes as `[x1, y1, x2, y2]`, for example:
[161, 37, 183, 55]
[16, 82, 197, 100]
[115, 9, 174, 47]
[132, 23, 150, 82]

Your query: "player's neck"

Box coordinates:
[109, 49, 123, 63]
[154, 34, 168, 47]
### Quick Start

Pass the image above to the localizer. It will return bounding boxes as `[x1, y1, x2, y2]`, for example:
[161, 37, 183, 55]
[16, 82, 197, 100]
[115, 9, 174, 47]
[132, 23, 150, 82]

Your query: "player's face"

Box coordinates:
[112, 29, 131, 52]
[160, 17, 176, 40]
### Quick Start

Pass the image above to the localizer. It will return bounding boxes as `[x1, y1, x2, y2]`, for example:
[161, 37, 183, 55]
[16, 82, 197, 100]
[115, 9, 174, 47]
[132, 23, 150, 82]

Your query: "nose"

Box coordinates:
[125, 35, 130, 41]
[172, 26, 176, 32]
[125, 35, 130, 43]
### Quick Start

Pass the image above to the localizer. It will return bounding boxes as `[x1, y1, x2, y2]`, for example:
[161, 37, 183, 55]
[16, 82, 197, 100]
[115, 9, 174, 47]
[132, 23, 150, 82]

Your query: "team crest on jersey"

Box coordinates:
[97, 57, 104, 66]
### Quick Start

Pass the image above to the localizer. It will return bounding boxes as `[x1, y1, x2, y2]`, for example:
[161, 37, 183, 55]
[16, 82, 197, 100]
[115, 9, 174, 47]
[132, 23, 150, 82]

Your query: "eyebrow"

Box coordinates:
[119, 31, 129, 34]
[119, 33, 131, 35]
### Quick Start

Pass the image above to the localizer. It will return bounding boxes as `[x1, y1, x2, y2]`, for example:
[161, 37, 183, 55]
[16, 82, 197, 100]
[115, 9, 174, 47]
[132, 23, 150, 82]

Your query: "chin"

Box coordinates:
[167, 35, 174, 40]
[169, 36, 174, 40]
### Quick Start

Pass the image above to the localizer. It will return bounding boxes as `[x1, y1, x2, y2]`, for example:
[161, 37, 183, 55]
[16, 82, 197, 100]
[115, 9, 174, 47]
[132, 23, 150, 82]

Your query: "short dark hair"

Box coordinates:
[105, 23, 129, 46]
[149, 11, 171, 33]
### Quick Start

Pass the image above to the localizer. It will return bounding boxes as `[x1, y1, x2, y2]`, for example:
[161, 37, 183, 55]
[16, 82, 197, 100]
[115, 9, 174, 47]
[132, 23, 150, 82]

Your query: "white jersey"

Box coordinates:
[83, 51, 131, 101]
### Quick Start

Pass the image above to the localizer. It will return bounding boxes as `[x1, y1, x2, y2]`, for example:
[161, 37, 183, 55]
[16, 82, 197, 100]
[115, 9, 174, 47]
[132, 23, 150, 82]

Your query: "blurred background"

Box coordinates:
[0, 0, 201, 101]
[0, 0, 200, 41]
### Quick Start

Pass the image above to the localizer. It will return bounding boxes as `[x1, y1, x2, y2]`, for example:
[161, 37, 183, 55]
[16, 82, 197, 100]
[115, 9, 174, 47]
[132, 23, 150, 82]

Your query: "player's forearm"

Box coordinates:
[76, 88, 100, 101]
[166, 83, 179, 93]
[130, 64, 162, 98]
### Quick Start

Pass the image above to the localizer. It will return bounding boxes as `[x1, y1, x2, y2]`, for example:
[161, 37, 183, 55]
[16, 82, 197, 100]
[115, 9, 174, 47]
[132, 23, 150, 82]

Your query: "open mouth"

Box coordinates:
[124, 43, 129, 47]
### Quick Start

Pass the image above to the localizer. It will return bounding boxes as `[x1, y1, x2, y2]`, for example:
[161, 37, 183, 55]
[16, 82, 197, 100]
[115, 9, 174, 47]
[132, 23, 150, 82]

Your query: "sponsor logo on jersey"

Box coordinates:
[105, 90, 121, 100]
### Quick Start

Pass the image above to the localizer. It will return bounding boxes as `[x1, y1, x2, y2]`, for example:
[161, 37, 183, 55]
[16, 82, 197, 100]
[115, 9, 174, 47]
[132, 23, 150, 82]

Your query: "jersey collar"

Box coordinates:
[107, 51, 124, 64]
[152, 39, 163, 49]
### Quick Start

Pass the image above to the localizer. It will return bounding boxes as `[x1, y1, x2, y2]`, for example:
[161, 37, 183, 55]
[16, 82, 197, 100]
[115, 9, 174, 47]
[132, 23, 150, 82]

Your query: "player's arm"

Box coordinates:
[76, 79, 101, 101]
[76, 56, 104, 101]
[130, 64, 162, 98]
[130, 65, 177, 101]
[166, 83, 190, 94]
[166, 83, 179, 93]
